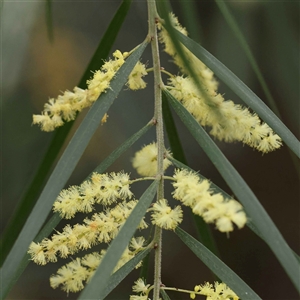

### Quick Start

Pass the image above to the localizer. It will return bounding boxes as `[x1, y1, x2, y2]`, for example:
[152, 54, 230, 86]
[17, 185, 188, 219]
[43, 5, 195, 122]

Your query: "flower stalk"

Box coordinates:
[147, 0, 165, 299]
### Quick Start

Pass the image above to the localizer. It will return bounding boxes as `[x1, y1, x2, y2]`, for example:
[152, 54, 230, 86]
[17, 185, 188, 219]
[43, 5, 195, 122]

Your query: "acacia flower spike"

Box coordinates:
[33, 50, 148, 131]
[49, 237, 147, 294]
[28, 200, 147, 265]
[53, 171, 133, 219]
[172, 169, 247, 232]
[157, 13, 282, 153]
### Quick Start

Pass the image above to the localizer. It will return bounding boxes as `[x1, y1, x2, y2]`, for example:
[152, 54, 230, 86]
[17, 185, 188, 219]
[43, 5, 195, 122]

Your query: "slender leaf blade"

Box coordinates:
[93, 121, 153, 175]
[78, 0, 133, 88]
[162, 93, 187, 164]
[177, 0, 202, 43]
[0, 41, 148, 299]
[160, 289, 171, 300]
[0, 0, 134, 265]
[165, 89, 300, 291]
[78, 180, 158, 300]
[2, 213, 61, 299]
[101, 247, 152, 299]
[215, 0, 280, 117]
[175, 227, 262, 300]
[171, 156, 300, 265]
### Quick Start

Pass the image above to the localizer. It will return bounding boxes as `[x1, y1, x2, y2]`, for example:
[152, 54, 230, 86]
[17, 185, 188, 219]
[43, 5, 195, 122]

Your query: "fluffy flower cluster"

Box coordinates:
[172, 169, 247, 232]
[132, 142, 172, 176]
[190, 282, 239, 300]
[28, 201, 147, 265]
[53, 172, 133, 219]
[158, 14, 282, 153]
[33, 50, 148, 131]
[130, 278, 151, 300]
[127, 61, 148, 90]
[168, 76, 282, 153]
[49, 236, 145, 293]
[150, 198, 183, 230]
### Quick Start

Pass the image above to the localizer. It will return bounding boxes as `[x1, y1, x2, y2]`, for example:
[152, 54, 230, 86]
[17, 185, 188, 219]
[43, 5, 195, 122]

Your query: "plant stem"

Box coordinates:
[147, 1, 164, 299]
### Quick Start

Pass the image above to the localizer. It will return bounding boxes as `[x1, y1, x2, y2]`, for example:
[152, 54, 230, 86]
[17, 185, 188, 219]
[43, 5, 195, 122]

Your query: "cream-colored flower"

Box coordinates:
[198, 282, 239, 300]
[132, 143, 172, 176]
[167, 75, 282, 153]
[172, 169, 247, 233]
[127, 61, 148, 90]
[151, 199, 183, 230]
[33, 50, 130, 132]
[53, 172, 133, 219]
[132, 278, 151, 294]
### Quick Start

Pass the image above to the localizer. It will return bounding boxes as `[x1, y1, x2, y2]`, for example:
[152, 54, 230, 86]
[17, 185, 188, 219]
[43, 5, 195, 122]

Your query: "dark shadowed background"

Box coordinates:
[2, 1, 299, 299]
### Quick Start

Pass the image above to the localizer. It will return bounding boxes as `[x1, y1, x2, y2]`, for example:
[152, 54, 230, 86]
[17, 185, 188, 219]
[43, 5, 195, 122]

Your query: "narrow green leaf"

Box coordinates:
[165, 89, 300, 291]
[139, 249, 151, 281]
[262, 2, 299, 89]
[215, 0, 280, 117]
[175, 227, 262, 300]
[0, 0, 133, 266]
[45, 0, 54, 43]
[173, 30, 300, 158]
[139, 227, 154, 280]
[171, 156, 300, 264]
[160, 289, 171, 300]
[215, 1, 300, 177]
[78, 0, 133, 88]
[78, 180, 158, 300]
[177, 0, 202, 43]
[102, 247, 152, 299]
[162, 93, 187, 164]
[2, 213, 61, 298]
[0, 41, 148, 299]
[93, 121, 153, 175]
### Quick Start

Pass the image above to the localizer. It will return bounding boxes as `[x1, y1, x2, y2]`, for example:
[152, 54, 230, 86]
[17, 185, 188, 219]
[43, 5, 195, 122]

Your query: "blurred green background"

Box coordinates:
[1, 0, 299, 299]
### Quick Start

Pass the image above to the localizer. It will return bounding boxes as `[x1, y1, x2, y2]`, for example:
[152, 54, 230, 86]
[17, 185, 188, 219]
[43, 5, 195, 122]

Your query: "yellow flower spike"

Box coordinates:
[32, 49, 134, 132]
[198, 282, 239, 300]
[159, 12, 282, 153]
[172, 169, 247, 233]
